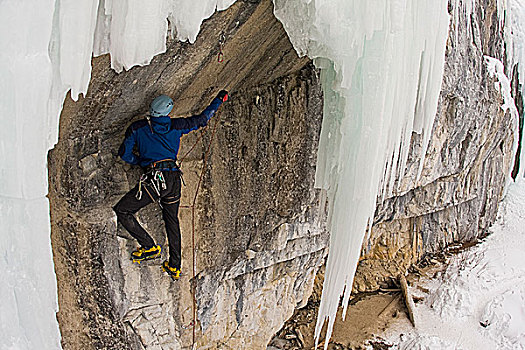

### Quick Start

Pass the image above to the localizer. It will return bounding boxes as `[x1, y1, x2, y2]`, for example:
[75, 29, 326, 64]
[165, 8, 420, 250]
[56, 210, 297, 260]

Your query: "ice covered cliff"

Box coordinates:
[272, 1, 450, 343]
[2, 0, 525, 349]
[272, 0, 524, 346]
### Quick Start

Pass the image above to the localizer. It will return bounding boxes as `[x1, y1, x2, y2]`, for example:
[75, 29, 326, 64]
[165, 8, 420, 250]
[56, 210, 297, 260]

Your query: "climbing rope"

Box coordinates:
[178, 106, 223, 349]
[171, 33, 227, 346]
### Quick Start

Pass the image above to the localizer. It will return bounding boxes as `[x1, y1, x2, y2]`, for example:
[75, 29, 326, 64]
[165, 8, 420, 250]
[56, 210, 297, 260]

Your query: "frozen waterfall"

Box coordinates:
[1, 1, 60, 348]
[272, 0, 450, 346]
[0, 1, 235, 348]
[2, 0, 523, 348]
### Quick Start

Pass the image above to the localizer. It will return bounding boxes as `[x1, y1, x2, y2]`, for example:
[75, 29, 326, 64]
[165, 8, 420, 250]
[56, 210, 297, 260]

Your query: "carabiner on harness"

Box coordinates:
[150, 170, 167, 197]
[135, 170, 167, 205]
[136, 174, 149, 200]
[156, 171, 167, 191]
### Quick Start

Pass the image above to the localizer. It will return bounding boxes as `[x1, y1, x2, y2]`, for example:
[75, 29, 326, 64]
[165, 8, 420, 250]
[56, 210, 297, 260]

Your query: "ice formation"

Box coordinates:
[272, 0, 525, 346]
[0, 1, 235, 348]
[272, 0, 450, 346]
[93, 0, 236, 73]
[0, 1, 60, 348]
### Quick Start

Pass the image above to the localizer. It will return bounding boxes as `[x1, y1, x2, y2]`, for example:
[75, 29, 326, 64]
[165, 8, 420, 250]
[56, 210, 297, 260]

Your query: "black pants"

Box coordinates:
[113, 171, 182, 269]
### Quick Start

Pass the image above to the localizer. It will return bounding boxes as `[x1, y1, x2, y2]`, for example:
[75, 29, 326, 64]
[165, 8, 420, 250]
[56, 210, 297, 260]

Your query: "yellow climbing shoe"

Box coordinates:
[162, 261, 181, 280]
[131, 245, 161, 263]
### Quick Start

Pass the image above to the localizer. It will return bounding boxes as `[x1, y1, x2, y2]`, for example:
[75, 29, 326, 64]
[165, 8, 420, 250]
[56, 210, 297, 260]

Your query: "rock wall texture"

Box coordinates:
[49, 1, 326, 349]
[48, 0, 520, 349]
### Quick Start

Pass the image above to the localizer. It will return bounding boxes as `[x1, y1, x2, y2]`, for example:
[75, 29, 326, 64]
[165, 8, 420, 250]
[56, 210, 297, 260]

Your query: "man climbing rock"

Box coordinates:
[113, 91, 229, 279]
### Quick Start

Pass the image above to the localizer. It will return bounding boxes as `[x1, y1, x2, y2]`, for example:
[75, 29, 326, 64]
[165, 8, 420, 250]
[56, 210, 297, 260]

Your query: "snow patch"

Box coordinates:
[508, 0, 525, 181]
[480, 287, 525, 348]
[381, 180, 525, 349]
[485, 55, 521, 190]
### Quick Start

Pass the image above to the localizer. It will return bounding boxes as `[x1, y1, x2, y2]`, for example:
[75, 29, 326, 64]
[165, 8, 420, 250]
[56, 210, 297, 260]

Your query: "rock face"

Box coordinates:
[48, 0, 520, 349]
[49, 1, 326, 349]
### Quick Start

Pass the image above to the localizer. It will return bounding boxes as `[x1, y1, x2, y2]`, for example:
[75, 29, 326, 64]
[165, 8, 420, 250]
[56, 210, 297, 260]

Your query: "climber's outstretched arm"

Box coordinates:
[171, 90, 228, 134]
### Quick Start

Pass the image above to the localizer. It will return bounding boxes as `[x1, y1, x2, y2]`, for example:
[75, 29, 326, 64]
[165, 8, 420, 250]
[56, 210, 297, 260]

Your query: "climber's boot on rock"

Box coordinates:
[162, 261, 181, 280]
[131, 244, 161, 263]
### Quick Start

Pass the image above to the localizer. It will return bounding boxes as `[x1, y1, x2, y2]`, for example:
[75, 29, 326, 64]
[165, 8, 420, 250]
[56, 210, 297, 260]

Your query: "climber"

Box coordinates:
[113, 90, 229, 280]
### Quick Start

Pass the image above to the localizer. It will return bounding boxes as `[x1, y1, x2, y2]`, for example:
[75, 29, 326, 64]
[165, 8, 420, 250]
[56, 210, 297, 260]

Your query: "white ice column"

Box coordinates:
[273, 0, 450, 346]
[96, 0, 168, 73]
[0, 0, 61, 349]
[93, 0, 239, 72]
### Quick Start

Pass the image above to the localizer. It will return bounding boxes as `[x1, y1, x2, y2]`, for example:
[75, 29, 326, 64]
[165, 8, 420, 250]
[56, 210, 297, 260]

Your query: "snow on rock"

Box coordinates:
[485, 56, 521, 183]
[0, 1, 236, 348]
[383, 179, 525, 349]
[485, 56, 519, 117]
[272, 0, 450, 346]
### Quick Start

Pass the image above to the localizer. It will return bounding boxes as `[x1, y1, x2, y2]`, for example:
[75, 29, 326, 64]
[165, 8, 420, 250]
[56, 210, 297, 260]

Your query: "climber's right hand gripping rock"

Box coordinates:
[217, 90, 229, 102]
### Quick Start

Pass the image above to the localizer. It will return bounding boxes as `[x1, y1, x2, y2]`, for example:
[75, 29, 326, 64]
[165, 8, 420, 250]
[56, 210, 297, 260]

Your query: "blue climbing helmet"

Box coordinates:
[149, 95, 174, 117]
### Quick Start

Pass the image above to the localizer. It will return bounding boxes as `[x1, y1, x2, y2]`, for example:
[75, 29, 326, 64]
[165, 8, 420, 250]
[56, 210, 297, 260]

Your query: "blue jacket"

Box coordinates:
[118, 97, 223, 167]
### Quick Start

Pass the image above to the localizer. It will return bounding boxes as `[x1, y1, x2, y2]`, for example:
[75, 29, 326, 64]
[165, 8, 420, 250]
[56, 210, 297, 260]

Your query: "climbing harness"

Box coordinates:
[135, 170, 168, 208]
[217, 33, 226, 63]
[149, 159, 178, 170]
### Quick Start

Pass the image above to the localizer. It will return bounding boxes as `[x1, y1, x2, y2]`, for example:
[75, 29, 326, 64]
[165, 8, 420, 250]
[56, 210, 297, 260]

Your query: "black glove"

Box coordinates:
[217, 90, 229, 102]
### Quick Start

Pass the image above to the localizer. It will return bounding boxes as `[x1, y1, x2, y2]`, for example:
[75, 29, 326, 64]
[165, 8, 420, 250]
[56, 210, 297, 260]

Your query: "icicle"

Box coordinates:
[273, 1, 450, 347]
